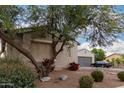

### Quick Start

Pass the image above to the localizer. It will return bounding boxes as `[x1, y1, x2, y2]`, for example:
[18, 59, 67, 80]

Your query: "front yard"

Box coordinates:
[37, 68, 124, 88]
[1, 57, 124, 88]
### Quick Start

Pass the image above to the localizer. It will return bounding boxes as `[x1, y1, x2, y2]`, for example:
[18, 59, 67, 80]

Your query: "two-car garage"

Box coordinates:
[78, 49, 95, 67]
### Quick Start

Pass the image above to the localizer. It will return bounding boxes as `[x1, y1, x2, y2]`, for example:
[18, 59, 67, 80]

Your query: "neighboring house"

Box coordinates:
[78, 49, 95, 67]
[105, 53, 122, 61]
[6, 29, 78, 70]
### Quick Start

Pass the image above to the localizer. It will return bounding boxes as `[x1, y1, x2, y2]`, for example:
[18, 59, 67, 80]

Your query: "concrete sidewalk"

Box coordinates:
[117, 86, 124, 88]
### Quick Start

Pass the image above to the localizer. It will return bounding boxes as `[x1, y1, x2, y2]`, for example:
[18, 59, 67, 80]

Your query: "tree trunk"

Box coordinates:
[0, 39, 6, 55]
[52, 44, 57, 60]
[0, 29, 44, 77]
[52, 40, 66, 60]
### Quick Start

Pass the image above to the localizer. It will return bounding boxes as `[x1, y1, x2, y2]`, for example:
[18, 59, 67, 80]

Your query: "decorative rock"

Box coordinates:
[40, 76, 51, 82]
[110, 72, 117, 75]
[59, 74, 68, 81]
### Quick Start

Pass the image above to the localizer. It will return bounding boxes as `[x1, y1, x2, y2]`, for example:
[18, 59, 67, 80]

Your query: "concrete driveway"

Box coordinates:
[79, 67, 124, 72]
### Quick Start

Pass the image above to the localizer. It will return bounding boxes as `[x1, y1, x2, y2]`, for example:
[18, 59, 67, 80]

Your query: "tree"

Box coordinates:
[86, 6, 123, 47]
[0, 6, 20, 55]
[122, 60, 124, 66]
[111, 58, 115, 66]
[0, 6, 43, 77]
[91, 48, 106, 61]
[0, 5, 124, 78]
[27, 5, 123, 59]
[26, 6, 95, 59]
[121, 55, 124, 66]
[115, 58, 121, 67]
[106, 59, 110, 62]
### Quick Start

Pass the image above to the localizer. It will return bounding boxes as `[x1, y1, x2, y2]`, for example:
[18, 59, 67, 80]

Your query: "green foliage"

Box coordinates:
[111, 62, 114, 67]
[79, 75, 94, 88]
[106, 59, 110, 62]
[117, 71, 124, 81]
[111, 57, 124, 67]
[26, 5, 124, 47]
[91, 70, 104, 82]
[0, 5, 22, 29]
[1, 5, 124, 49]
[0, 5, 24, 39]
[111, 58, 115, 63]
[122, 60, 124, 66]
[86, 6, 122, 47]
[111, 58, 115, 66]
[115, 58, 121, 66]
[0, 58, 36, 88]
[120, 55, 124, 66]
[91, 48, 106, 61]
[1, 5, 124, 79]
[1, 6, 124, 47]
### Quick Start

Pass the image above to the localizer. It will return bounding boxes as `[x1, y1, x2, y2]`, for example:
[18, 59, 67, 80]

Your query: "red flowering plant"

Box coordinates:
[40, 58, 55, 77]
[68, 62, 80, 71]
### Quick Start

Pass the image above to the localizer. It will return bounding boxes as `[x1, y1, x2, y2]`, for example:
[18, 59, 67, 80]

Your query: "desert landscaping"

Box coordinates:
[1, 5, 124, 88]
[37, 68, 124, 88]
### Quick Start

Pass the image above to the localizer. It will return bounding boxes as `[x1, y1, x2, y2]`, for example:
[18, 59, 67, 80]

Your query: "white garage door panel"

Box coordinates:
[78, 57, 92, 67]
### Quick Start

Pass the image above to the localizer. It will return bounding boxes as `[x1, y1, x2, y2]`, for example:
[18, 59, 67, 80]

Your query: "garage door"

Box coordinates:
[78, 57, 92, 67]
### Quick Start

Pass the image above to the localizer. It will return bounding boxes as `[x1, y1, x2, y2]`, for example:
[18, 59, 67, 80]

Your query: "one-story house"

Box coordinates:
[78, 49, 95, 67]
[4, 28, 95, 69]
[5, 29, 78, 70]
[105, 53, 122, 62]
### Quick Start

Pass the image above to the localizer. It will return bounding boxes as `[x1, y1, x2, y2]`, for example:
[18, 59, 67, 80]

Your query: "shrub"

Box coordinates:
[0, 58, 36, 88]
[117, 71, 124, 81]
[79, 75, 94, 88]
[91, 70, 104, 82]
[68, 62, 80, 71]
[40, 58, 55, 77]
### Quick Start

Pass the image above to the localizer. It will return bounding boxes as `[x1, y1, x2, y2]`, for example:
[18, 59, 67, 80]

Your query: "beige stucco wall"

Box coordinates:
[78, 49, 95, 63]
[55, 42, 78, 70]
[6, 32, 78, 70]
[31, 41, 53, 61]
[6, 34, 26, 60]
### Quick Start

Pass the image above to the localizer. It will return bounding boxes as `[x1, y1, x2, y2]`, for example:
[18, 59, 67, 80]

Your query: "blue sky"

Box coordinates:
[116, 6, 124, 40]
[115, 5, 124, 13]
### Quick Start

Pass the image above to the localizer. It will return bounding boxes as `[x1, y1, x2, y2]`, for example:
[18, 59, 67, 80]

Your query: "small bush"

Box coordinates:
[79, 75, 94, 88]
[42, 58, 55, 71]
[117, 71, 124, 81]
[40, 58, 55, 77]
[0, 58, 36, 88]
[91, 70, 104, 82]
[68, 62, 80, 71]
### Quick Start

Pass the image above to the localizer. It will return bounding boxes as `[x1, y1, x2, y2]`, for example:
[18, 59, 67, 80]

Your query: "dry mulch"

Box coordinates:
[36, 69, 124, 88]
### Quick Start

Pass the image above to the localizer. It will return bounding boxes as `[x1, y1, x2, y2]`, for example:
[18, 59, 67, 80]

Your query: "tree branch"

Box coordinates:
[54, 40, 66, 58]
[0, 29, 43, 75]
